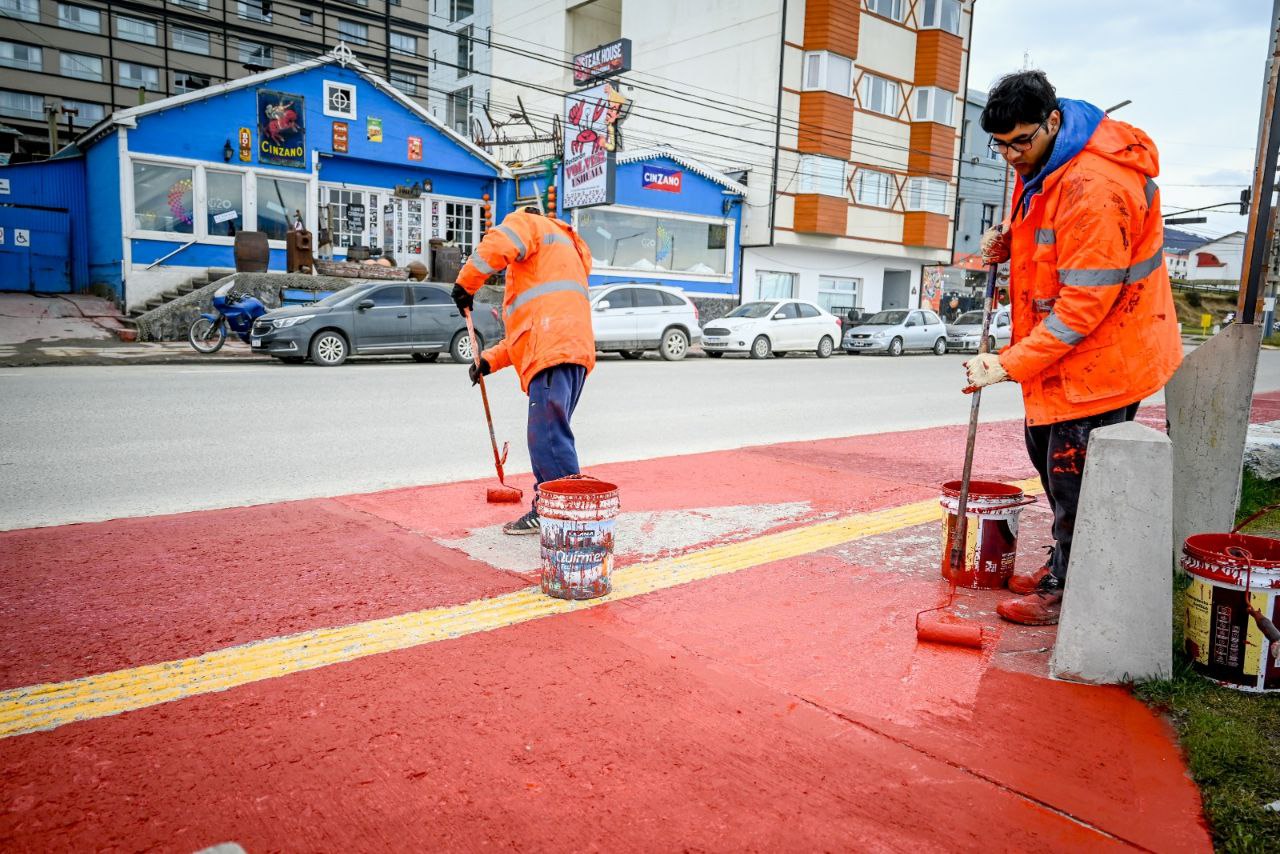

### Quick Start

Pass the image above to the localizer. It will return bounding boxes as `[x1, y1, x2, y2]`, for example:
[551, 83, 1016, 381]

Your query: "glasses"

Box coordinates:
[987, 121, 1048, 154]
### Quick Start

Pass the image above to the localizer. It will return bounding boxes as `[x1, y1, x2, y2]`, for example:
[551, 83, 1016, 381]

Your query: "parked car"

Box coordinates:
[842, 309, 948, 356]
[700, 299, 842, 359]
[251, 281, 504, 367]
[590, 283, 701, 361]
[946, 306, 1012, 353]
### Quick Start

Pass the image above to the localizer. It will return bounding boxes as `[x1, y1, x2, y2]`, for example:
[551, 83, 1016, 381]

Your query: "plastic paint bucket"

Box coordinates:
[1181, 533, 1280, 693]
[537, 476, 620, 601]
[939, 480, 1033, 589]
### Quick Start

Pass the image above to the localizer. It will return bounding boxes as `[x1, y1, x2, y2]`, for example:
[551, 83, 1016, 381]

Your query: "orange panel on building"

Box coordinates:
[794, 194, 849, 236]
[914, 29, 963, 91]
[908, 121, 955, 176]
[798, 91, 855, 159]
[903, 211, 951, 248]
[803, 0, 859, 55]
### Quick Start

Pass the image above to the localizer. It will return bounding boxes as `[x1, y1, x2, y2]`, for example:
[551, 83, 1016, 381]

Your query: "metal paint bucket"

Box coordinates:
[1181, 533, 1280, 693]
[537, 476, 620, 601]
[939, 480, 1035, 589]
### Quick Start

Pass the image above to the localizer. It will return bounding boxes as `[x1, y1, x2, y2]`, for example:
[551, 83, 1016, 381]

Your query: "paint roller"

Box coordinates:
[464, 308, 523, 504]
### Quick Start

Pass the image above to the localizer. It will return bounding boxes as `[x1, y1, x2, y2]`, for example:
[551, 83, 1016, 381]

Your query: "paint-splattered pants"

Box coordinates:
[1025, 402, 1139, 582]
[528, 363, 587, 513]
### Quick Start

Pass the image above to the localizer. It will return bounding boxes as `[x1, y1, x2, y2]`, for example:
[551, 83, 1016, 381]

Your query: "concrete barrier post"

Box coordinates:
[1050, 421, 1173, 684]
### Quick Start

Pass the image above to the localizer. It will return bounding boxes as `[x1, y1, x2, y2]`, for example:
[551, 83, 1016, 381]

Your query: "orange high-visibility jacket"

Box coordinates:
[456, 209, 596, 393]
[1000, 117, 1183, 426]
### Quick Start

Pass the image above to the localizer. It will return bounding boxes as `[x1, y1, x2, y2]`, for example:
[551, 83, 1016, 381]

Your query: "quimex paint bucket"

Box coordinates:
[939, 480, 1035, 589]
[537, 476, 620, 601]
[1181, 533, 1280, 693]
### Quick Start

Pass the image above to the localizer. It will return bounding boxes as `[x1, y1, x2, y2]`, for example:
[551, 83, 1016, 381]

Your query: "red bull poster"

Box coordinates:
[257, 90, 306, 169]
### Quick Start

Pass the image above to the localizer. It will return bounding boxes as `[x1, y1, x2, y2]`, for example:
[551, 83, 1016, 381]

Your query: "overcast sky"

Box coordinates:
[967, 0, 1272, 239]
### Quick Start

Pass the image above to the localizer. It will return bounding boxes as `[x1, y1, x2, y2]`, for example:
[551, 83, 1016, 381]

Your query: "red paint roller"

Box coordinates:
[464, 309, 523, 504]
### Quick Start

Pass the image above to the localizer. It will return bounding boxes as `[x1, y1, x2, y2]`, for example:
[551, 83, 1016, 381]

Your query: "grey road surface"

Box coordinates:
[3, 350, 1280, 530]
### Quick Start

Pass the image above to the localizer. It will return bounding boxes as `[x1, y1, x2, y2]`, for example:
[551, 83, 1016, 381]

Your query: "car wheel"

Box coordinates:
[411, 352, 439, 363]
[707, 351, 724, 358]
[619, 350, 644, 360]
[887, 337, 904, 357]
[933, 337, 947, 356]
[659, 328, 689, 361]
[451, 329, 480, 364]
[817, 336, 834, 359]
[988, 335, 998, 353]
[750, 335, 772, 360]
[309, 330, 348, 366]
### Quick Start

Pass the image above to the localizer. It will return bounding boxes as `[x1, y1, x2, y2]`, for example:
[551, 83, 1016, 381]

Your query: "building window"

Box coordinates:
[0, 42, 42, 72]
[798, 155, 847, 197]
[818, 277, 860, 314]
[170, 0, 209, 9]
[173, 71, 210, 93]
[322, 188, 370, 248]
[238, 41, 272, 66]
[337, 19, 368, 46]
[0, 0, 39, 22]
[57, 3, 100, 33]
[0, 89, 42, 120]
[860, 73, 901, 117]
[801, 51, 853, 97]
[920, 0, 962, 35]
[914, 87, 955, 126]
[299, 9, 313, 25]
[59, 100, 104, 125]
[447, 87, 471, 135]
[449, 0, 473, 22]
[390, 32, 416, 55]
[445, 202, 479, 256]
[133, 162, 195, 234]
[118, 61, 159, 90]
[286, 48, 311, 64]
[171, 27, 210, 54]
[577, 208, 731, 276]
[323, 80, 357, 119]
[866, 0, 905, 22]
[205, 170, 244, 238]
[458, 26, 474, 73]
[62, 52, 103, 81]
[906, 177, 950, 214]
[347, 0, 368, 6]
[854, 169, 895, 208]
[980, 202, 997, 232]
[390, 71, 418, 96]
[756, 271, 796, 300]
[236, 1, 271, 22]
[117, 16, 158, 45]
[256, 176, 307, 241]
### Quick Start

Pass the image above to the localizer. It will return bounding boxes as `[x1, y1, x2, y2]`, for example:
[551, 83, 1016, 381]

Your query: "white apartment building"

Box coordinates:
[426, 0, 492, 139]
[488, 0, 973, 315]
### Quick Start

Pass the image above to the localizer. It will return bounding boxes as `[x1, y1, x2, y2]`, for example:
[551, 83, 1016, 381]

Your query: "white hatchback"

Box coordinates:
[700, 299, 843, 359]
[590, 284, 702, 361]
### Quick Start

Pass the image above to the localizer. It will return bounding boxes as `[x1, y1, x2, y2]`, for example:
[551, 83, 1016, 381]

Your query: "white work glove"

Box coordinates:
[965, 353, 1009, 389]
[980, 224, 1011, 265]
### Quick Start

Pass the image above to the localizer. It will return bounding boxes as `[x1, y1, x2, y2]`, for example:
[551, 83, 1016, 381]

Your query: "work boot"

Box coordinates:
[997, 576, 1064, 626]
[1008, 546, 1054, 594]
[503, 509, 540, 535]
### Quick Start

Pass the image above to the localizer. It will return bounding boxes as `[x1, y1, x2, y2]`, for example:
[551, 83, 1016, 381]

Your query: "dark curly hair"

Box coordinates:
[980, 70, 1058, 134]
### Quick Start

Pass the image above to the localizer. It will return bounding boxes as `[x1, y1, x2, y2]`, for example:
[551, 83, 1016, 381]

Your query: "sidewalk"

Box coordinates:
[0, 409, 1220, 851]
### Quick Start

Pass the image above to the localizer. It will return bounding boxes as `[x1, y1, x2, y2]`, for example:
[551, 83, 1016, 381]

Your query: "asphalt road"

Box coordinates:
[4, 349, 1280, 530]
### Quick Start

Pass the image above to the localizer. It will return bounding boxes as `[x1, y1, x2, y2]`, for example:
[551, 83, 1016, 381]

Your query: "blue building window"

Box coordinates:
[577, 207, 731, 279]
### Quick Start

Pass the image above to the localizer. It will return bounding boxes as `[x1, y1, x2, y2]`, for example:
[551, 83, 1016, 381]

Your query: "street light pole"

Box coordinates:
[1239, 1, 1280, 324]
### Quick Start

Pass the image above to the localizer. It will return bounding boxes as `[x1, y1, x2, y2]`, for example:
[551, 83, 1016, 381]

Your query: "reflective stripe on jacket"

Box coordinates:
[456, 209, 595, 393]
[1001, 115, 1183, 426]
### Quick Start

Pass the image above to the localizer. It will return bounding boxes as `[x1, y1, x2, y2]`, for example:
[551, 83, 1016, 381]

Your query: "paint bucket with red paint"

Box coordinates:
[939, 481, 1035, 589]
[537, 476, 620, 601]
[1181, 533, 1280, 693]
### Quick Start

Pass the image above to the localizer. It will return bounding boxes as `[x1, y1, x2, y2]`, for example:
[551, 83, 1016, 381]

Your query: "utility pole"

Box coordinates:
[1240, 0, 1280, 325]
[44, 104, 59, 157]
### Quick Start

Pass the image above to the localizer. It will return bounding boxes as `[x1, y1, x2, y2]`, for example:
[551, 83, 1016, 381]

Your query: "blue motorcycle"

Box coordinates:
[188, 280, 267, 354]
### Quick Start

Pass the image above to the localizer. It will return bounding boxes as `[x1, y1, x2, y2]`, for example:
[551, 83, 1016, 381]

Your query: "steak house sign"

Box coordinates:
[572, 38, 631, 86]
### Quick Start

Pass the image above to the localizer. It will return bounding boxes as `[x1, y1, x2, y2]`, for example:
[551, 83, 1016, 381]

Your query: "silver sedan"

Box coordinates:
[945, 307, 1012, 353]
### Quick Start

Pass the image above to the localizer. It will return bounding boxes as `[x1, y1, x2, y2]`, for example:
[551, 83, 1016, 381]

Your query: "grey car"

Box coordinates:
[250, 281, 504, 367]
[842, 308, 948, 356]
[946, 307, 1012, 353]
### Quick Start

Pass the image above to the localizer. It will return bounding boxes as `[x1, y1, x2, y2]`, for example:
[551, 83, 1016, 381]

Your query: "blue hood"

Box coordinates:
[1018, 98, 1105, 215]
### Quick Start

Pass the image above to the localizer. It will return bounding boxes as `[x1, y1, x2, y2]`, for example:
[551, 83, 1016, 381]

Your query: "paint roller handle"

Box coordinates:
[464, 309, 505, 479]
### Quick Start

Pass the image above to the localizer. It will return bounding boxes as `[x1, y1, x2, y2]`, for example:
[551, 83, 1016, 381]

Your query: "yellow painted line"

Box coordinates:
[0, 479, 1042, 739]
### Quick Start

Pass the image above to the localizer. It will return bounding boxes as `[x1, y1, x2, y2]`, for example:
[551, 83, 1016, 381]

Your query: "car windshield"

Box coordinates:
[954, 311, 984, 325]
[865, 310, 908, 325]
[726, 302, 777, 319]
[314, 284, 372, 307]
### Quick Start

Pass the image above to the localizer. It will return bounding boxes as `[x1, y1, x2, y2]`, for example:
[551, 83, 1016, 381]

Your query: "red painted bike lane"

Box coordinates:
[6, 396, 1266, 851]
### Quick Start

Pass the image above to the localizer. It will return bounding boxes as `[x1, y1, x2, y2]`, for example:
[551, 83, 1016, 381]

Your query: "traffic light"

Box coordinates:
[1241, 187, 1251, 216]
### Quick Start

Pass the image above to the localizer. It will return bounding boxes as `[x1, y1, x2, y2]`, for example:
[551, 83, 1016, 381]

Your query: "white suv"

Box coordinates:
[589, 284, 702, 361]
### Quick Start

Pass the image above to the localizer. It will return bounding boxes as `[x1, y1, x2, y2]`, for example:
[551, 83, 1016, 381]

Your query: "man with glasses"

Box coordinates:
[969, 70, 1182, 625]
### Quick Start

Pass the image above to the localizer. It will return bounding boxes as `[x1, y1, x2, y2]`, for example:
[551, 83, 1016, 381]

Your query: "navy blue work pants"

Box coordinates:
[528, 364, 587, 512]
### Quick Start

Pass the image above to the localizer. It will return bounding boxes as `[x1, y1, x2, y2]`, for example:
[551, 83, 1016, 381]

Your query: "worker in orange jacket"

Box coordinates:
[970, 70, 1183, 625]
[452, 207, 596, 535]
